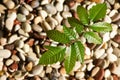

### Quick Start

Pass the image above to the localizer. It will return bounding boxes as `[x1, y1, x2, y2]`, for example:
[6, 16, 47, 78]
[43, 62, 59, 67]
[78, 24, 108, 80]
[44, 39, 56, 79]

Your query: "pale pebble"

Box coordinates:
[39, 10, 48, 19]
[17, 14, 26, 22]
[14, 24, 20, 31]
[63, 5, 69, 12]
[39, 71, 45, 77]
[0, 61, 3, 71]
[85, 47, 91, 55]
[31, 0, 39, 8]
[62, 11, 72, 19]
[111, 40, 119, 47]
[5, 59, 14, 66]
[103, 32, 110, 42]
[5, 0, 15, 9]
[108, 0, 115, 5]
[73, 61, 81, 71]
[58, 76, 66, 80]
[94, 49, 105, 59]
[109, 10, 118, 17]
[33, 24, 42, 32]
[22, 22, 31, 32]
[107, 53, 117, 62]
[112, 65, 120, 76]
[55, 12, 63, 24]
[0, 49, 11, 58]
[110, 31, 117, 38]
[7, 12, 17, 20]
[24, 4, 33, 12]
[0, 75, 7, 80]
[23, 44, 30, 53]
[113, 48, 120, 57]
[111, 24, 118, 31]
[87, 62, 94, 71]
[32, 65, 43, 75]
[0, 4, 7, 13]
[41, 0, 49, 5]
[44, 4, 57, 15]
[5, 18, 14, 31]
[34, 16, 42, 24]
[11, 55, 20, 61]
[104, 15, 111, 23]
[80, 64, 86, 71]
[56, 2, 63, 12]
[46, 66, 52, 73]
[19, 52, 26, 61]
[75, 71, 84, 79]
[104, 69, 111, 78]
[0, 38, 7, 46]
[51, 62, 61, 69]
[106, 47, 113, 54]
[41, 21, 51, 31]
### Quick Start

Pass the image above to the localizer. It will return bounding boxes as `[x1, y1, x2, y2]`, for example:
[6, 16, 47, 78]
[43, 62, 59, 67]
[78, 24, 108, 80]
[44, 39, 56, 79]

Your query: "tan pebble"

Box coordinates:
[0, 4, 7, 13]
[112, 75, 119, 80]
[23, 44, 30, 53]
[25, 62, 33, 71]
[26, 14, 34, 20]
[24, 3, 33, 11]
[34, 16, 42, 24]
[91, 67, 100, 77]
[107, 53, 117, 62]
[112, 65, 120, 76]
[60, 67, 66, 75]
[46, 66, 52, 73]
[91, 0, 104, 3]
[32, 24, 42, 32]
[75, 0, 83, 2]
[114, 3, 120, 10]
[62, 11, 72, 19]
[41, 21, 51, 31]
[0, 71, 4, 76]
[75, 71, 84, 79]
[11, 55, 20, 61]
[22, 22, 31, 32]
[5, 18, 14, 31]
[0, 38, 7, 46]
[95, 68, 104, 80]
[38, 10, 48, 20]
[5, 0, 15, 9]
[87, 77, 94, 80]
[5, 59, 14, 66]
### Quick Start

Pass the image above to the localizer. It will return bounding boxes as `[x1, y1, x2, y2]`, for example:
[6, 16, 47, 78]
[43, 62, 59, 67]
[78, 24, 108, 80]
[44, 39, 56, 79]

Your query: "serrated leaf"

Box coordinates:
[77, 6, 89, 25]
[89, 3, 107, 21]
[90, 22, 112, 32]
[64, 44, 77, 73]
[47, 30, 70, 44]
[63, 25, 76, 40]
[39, 46, 66, 65]
[68, 17, 84, 34]
[74, 41, 85, 63]
[84, 32, 102, 44]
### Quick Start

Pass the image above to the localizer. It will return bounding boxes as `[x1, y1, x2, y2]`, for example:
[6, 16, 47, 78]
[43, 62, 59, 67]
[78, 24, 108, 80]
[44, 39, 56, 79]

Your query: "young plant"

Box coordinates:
[39, 3, 112, 73]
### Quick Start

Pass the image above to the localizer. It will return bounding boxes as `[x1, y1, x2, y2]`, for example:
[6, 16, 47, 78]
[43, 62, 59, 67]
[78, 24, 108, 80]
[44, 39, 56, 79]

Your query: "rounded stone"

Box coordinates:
[22, 22, 31, 32]
[0, 49, 11, 58]
[32, 65, 43, 75]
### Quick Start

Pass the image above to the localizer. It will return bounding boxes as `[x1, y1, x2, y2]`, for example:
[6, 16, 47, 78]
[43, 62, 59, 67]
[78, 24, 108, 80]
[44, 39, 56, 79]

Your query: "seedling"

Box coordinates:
[39, 3, 112, 73]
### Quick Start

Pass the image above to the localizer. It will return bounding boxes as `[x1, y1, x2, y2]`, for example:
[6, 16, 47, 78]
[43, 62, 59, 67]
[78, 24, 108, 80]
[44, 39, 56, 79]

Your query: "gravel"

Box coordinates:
[0, 0, 120, 80]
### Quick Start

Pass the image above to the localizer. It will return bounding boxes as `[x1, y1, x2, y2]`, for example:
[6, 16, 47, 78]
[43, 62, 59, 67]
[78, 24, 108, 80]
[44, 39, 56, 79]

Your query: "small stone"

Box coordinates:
[54, 12, 63, 24]
[60, 67, 66, 75]
[32, 65, 43, 75]
[0, 4, 7, 13]
[44, 4, 57, 15]
[91, 0, 104, 3]
[108, 0, 115, 5]
[104, 69, 111, 78]
[21, 7, 29, 15]
[104, 15, 111, 23]
[23, 44, 30, 53]
[0, 62, 3, 71]
[4, 43, 14, 50]
[19, 52, 25, 61]
[39, 70, 45, 77]
[8, 34, 20, 44]
[15, 40, 24, 48]
[91, 67, 100, 77]
[87, 62, 94, 71]
[80, 64, 86, 71]
[94, 68, 104, 80]
[113, 48, 120, 57]
[110, 31, 117, 38]
[25, 62, 33, 71]
[22, 22, 31, 32]
[34, 16, 42, 24]
[41, 21, 51, 31]
[5, 0, 15, 9]
[26, 39, 34, 46]
[107, 53, 117, 62]
[75, 71, 84, 79]
[112, 65, 120, 76]
[32, 24, 42, 32]
[85, 46, 91, 55]
[109, 10, 118, 17]
[75, 0, 83, 2]
[0, 49, 11, 58]
[113, 34, 120, 43]
[56, 2, 63, 12]
[38, 10, 48, 20]
[62, 11, 72, 19]
[11, 55, 20, 61]
[5, 59, 14, 66]
[111, 13, 120, 22]
[9, 62, 18, 72]
[5, 18, 14, 31]
[46, 66, 52, 73]
[31, 0, 39, 8]
[0, 75, 7, 80]
[94, 49, 105, 59]
[106, 47, 113, 54]
[112, 75, 119, 80]
[103, 32, 110, 42]
[51, 62, 61, 69]
[114, 3, 120, 10]
[24, 3, 33, 11]
[17, 14, 26, 22]
[0, 38, 7, 46]
[73, 61, 81, 71]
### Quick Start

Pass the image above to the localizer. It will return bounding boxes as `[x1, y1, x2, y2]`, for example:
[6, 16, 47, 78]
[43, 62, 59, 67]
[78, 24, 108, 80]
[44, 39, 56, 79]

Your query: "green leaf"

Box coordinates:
[63, 25, 76, 40]
[74, 41, 85, 63]
[39, 46, 66, 65]
[89, 3, 107, 21]
[64, 44, 77, 73]
[84, 32, 102, 44]
[47, 30, 70, 44]
[68, 17, 84, 34]
[90, 22, 112, 32]
[77, 6, 89, 25]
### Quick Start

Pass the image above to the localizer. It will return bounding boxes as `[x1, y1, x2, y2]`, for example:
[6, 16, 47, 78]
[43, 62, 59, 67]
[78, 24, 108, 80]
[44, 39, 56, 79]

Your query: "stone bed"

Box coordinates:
[0, 0, 120, 80]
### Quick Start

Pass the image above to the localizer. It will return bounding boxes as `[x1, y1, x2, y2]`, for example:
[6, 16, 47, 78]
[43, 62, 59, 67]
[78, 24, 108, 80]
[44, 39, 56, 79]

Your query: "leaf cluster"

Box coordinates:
[39, 3, 112, 73]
